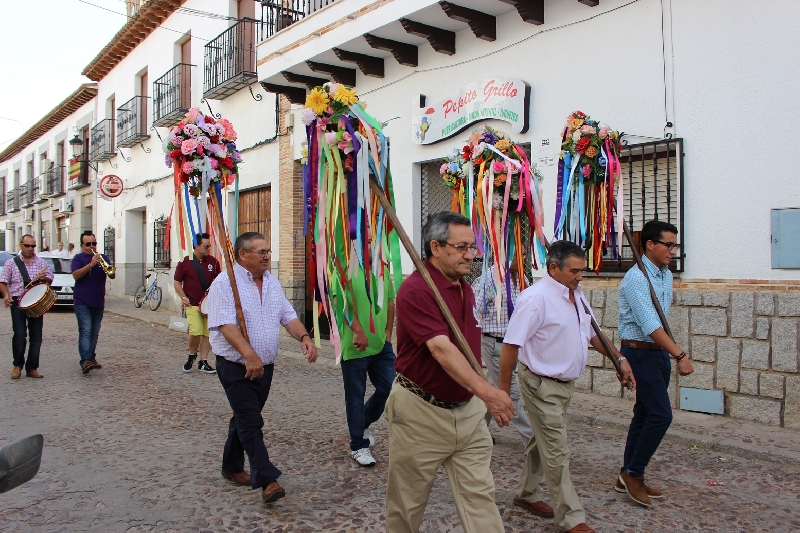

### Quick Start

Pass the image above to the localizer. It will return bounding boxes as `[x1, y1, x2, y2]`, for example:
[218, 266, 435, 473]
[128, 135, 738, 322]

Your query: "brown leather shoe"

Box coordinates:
[619, 471, 651, 507]
[513, 498, 554, 518]
[90, 359, 102, 369]
[262, 481, 286, 503]
[26, 369, 43, 378]
[615, 475, 663, 498]
[221, 469, 251, 486]
[11, 366, 22, 379]
[567, 523, 595, 533]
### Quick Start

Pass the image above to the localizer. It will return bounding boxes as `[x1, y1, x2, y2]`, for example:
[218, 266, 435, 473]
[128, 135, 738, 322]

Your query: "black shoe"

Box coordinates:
[183, 353, 197, 372]
[197, 360, 216, 374]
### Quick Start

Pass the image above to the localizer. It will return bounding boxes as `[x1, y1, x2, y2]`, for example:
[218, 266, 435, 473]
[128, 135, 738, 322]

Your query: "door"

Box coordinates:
[237, 186, 271, 243]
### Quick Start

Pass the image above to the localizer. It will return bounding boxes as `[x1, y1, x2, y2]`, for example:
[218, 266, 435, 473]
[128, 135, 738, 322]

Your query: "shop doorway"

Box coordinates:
[237, 185, 271, 242]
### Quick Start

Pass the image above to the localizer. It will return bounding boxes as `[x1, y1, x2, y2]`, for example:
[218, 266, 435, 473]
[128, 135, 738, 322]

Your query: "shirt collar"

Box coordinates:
[642, 255, 667, 278]
[541, 273, 584, 302]
[233, 262, 270, 282]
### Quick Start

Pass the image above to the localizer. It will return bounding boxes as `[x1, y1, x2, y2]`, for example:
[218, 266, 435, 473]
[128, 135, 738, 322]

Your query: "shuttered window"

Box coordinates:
[153, 217, 170, 269]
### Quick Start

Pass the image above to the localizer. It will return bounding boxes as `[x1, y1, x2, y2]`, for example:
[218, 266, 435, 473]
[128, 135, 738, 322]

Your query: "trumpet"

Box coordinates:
[93, 250, 116, 276]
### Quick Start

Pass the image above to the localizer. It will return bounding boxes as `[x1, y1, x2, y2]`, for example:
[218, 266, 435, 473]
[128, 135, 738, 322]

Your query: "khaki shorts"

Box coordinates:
[185, 306, 209, 337]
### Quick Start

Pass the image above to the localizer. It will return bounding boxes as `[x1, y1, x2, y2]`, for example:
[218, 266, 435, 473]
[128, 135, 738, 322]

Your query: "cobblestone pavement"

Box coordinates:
[1, 305, 800, 532]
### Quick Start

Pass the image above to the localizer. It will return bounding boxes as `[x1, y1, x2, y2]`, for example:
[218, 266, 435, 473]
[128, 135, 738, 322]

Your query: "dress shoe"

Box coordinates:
[26, 369, 43, 378]
[221, 469, 251, 486]
[615, 475, 663, 498]
[567, 523, 595, 533]
[619, 471, 651, 507]
[262, 481, 286, 503]
[513, 498, 554, 518]
[90, 359, 102, 369]
[11, 366, 22, 379]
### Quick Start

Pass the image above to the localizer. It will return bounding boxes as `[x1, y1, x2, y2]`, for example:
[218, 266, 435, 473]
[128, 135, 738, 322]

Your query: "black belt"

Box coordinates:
[483, 333, 504, 342]
[621, 340, 662, 350]
[396, 374, 467, 410]
[528, 369, 571, 385]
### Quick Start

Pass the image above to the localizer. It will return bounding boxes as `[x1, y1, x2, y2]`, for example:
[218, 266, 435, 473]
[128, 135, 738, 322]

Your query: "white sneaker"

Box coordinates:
[362, 428, 375, 447]
[351, 447, 376, 467]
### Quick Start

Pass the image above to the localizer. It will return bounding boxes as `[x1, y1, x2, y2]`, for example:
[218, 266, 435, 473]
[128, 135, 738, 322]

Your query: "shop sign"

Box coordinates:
[99, 174, 124, 199]
[412, 77, 530, 145]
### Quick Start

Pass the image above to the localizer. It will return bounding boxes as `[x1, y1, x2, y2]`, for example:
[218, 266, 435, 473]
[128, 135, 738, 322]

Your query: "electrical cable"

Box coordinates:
[76, 0, 212, 41]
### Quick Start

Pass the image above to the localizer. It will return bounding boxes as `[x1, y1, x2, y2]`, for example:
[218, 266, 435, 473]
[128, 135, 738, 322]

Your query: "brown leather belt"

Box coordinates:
[534, 372, 571, 384]
[621, 340, 663, 350]
[396, 373, 467, 410]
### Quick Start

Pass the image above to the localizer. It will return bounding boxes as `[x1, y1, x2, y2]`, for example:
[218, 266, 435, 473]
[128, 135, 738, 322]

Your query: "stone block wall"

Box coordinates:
[579, 285, 800, 428]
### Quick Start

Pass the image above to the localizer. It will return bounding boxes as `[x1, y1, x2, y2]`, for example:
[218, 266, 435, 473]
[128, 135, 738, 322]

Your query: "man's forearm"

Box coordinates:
[284, 318, 310, 341]
[72, 263, 92, 280]
[173, 281, 186, 299]
[218, 324, 259, 360]
[649, 327, 683, 357]
[498, 343, 520, 393]
[0, 282, 9, 300]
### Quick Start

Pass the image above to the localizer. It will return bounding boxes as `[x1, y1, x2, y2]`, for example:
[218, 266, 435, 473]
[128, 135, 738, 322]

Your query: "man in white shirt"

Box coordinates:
[51, 242, 70, 258]
[498, 240, 634, 533]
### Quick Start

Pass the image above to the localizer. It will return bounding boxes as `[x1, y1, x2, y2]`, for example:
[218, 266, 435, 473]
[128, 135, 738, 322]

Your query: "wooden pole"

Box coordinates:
[209, 191, 249, 343]
[369, 176, 482, 375]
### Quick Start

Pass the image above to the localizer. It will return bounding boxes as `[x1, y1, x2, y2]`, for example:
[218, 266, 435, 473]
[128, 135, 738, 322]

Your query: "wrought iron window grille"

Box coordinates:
[104, 227, 116, 266]
[48, 167, 66, 198]
[90, 119, 117, 162]
[6, 188, 20, 213]
[204, 18, 259, 100]
[153, 64, 194, 128]
[260, 0, 336, 40]
[117, 96, 151, 148]
[153, 216, 171, 269]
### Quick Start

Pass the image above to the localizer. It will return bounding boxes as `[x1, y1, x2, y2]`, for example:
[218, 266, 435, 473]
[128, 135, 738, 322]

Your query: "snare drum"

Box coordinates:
[18, 284, 56, 318]
[199, 292, 210, 316]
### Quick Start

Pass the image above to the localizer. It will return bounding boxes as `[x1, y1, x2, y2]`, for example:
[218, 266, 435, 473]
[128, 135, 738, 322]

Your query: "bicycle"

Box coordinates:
[134, 269, 168, 311]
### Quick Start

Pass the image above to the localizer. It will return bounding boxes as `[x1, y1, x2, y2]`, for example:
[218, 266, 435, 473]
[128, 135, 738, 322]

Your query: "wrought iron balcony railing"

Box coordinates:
[204, 18, 259, 100]
[117, 96, 151, 148]
[68, 158, 91, 190]
[260, 0, 335, 39]
[0, 188, 5, 216]
[6, 188, 19, 213]
[48, 166, 66, 198]
[30, 176, 46, 204]
[90, 119, 116, 162]
[19, 182, 32, 208]
[153, 63, 194, 127]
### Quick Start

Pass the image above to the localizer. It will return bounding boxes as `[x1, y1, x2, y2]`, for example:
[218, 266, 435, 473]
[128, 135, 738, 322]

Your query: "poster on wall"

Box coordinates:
[411, 77, 530, 145]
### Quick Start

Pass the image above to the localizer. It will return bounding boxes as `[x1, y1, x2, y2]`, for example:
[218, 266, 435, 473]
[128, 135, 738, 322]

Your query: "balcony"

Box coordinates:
[90, 119, 116, 162]
[19, 182, 32, 208]
[261, 0, 336, 40]
[117, 96, 151, 148]
[30, 176, 46, 204]
[153, 63, 193, 127]
[0, 189, 5, 216]
[7, 188, 19, 213]
[47, 166, 66, 198]
[203, 18, 259, 100]
[68, 158, 91, 190]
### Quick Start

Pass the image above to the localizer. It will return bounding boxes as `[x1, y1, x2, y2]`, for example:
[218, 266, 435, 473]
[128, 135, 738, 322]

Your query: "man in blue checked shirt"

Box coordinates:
[616, 220, 694, 508]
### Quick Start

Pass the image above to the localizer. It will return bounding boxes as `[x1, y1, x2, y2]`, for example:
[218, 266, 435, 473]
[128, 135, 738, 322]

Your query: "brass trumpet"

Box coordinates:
[93, 250, 116, 276]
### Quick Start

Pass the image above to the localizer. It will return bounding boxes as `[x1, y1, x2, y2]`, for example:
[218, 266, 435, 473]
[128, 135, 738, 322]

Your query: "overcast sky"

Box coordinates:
[0, 0, 127, 149]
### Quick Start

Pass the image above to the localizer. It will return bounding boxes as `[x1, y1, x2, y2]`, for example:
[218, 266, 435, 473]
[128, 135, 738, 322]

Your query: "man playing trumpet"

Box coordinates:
[71, 231, 115, 374]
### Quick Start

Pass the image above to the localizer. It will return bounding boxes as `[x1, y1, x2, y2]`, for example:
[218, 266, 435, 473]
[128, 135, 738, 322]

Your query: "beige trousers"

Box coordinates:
[516, 363, 586, 531]
[384, 381, 504, 533]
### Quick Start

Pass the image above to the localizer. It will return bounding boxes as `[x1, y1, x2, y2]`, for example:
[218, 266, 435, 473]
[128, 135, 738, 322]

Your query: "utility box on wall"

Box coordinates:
[771, 208, 800, 268]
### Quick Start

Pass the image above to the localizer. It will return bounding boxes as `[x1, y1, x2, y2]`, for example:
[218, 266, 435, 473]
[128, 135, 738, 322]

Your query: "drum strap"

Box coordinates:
[13, 256, 32, 287]
[190, 259, 210, 292]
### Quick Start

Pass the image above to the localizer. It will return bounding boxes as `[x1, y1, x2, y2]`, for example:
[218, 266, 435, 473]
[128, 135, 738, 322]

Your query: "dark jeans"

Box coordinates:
[75, 305, 104, 366]
[341, 341, 396, 451]
[10, 301, 43, 371]
[621, 346, 673, 478]
[216, 356, 282, 489]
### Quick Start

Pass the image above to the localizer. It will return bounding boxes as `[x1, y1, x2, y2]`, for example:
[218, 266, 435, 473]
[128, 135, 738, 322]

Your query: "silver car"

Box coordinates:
[36, 252, 76, 308]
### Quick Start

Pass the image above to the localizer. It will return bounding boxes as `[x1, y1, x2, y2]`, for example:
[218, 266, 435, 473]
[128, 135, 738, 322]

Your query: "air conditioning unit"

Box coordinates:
[23, 208, 35, 222]
[38, 175, 49, 198]
[39, 158, 53, 174]
[59, 198, 74, 212]
[4, 221, 14, 230]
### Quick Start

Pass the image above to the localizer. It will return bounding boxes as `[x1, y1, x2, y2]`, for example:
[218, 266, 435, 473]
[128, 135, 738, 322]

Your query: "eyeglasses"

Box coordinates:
[249, 249, 272, 257]
[21, 244, 36, 248]
[201, 244, 211, 249]
[440, 241, 478, 255]
[83, 242, 97, 246]
[653, 240, 680, 252]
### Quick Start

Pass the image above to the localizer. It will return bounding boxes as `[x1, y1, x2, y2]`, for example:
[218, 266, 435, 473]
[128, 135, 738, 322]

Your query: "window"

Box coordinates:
[153, 217, 170, 268]
[104, 227, 116, 266]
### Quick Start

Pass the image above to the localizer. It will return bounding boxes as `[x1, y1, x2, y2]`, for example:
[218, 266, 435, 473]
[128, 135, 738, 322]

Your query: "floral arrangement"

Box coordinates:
[163, 108, 242, 197]
[555, 110, 624, 271]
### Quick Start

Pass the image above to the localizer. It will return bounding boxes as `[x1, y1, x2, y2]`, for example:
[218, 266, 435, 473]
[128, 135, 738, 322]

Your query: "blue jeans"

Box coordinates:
[341, 341, 396, 451]
[10, 301, 43, 371]
[75, 305, 105, 366]
[621, 347, 673, 477]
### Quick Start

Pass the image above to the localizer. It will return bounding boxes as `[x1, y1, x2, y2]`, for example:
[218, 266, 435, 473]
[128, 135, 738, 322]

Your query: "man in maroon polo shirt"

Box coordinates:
[384, 211, 515, 533]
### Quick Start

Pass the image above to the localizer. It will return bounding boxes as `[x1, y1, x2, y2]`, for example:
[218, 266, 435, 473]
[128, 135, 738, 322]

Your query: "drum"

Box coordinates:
[18, 284, 56, 318]
[199, 292, 210, 316]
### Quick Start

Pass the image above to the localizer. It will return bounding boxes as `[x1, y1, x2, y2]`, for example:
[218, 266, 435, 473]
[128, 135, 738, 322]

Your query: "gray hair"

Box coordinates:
[422, 211, 471, 257]
[234, 232, 267, 262]
[545, 240, 586, 270]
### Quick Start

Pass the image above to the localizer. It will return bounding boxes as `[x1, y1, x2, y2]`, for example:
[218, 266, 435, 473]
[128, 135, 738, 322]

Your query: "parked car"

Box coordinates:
[36, 252, 75, 308]
[0, 250, 14, 267]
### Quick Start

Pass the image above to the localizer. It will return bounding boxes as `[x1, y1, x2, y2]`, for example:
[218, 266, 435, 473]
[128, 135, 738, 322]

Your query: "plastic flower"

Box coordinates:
[572, 129, 582, 142]
[306, 88, 330, 115]
[598, 126, 610, 140]
[582, 165, 591, 178]
[492, 161, 505, 173]
[569, 117, 584, 131]
[492, 194, 503, 210]
[495, 139, 512, 151]
[186, 108, 199, 122]
[440, 163, 449, 175]
[300, 108, 317, 126]
[197, 135, 211, 149]
[449, 162, 460, 173]
[585, 146, 597, 158]
[338, 131, 354, 154]
[599, 155, 608, 167]
[183, 124, 198, 137]
[327, 83, 340, 95]
[344, 154, 354, 172]
[575, 137, 591, 154]
[333, 85, 358, 106]
[181, 139, 198, 155]
[181, 161, 194, 174]
[580, 124, 597, 135]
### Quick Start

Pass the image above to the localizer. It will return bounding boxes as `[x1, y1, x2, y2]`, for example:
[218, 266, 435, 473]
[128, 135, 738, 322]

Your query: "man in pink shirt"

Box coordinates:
[498, 240, 634, 533]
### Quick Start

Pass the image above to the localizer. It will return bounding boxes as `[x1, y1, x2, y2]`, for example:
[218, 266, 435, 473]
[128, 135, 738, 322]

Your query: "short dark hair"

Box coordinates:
[234, 232, 267, 262]
[640, 220, 678, 247]
[19, 234, 35, 243]
[546, 240, 586, 270]
[195, 233, 211, 246]
[81, 232, 95, 245]
[422, 211, 472, 257]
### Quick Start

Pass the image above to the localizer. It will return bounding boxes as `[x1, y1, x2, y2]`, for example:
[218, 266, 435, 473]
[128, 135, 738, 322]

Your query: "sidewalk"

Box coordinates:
[104, 294, 800, 465]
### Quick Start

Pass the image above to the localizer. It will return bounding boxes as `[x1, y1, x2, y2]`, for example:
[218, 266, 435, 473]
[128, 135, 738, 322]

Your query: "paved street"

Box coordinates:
[1, 303, 800, 532]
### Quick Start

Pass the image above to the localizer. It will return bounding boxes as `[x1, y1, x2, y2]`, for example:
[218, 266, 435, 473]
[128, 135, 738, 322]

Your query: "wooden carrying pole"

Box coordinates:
[209, 191, 249, 343]
[369, 176, 482, 375]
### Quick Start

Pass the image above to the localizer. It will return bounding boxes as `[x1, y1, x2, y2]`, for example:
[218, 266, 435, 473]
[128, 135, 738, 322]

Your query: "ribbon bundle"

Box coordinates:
[554, 110, 623, 272]
[302, 83, 402, 360]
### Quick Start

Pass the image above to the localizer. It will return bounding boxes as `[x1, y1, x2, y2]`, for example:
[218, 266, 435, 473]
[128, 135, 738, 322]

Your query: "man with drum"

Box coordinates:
[0, 234, 53, 379]
[71, 231, 115, 374]
[174, 232, 220, 374]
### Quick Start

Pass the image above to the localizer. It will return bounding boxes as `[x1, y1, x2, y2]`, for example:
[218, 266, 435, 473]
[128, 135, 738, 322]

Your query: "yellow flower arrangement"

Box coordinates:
[333, 85, 358, 107]
[495, 139, 512, 152]
[306, 88, 330, 115]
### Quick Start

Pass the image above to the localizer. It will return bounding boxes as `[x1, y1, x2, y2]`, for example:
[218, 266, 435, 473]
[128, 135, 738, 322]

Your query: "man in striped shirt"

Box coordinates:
[207, 231, 317, 505]
[617, 220, 693, 507]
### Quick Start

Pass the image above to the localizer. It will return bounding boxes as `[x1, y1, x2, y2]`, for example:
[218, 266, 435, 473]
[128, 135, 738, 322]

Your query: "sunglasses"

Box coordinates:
[21, 244, 36, 248]
[83, 242, 98, 246]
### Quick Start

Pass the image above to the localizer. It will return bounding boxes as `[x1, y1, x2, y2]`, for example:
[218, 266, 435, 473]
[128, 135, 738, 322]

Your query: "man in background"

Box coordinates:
[52, 242, 70, 258]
